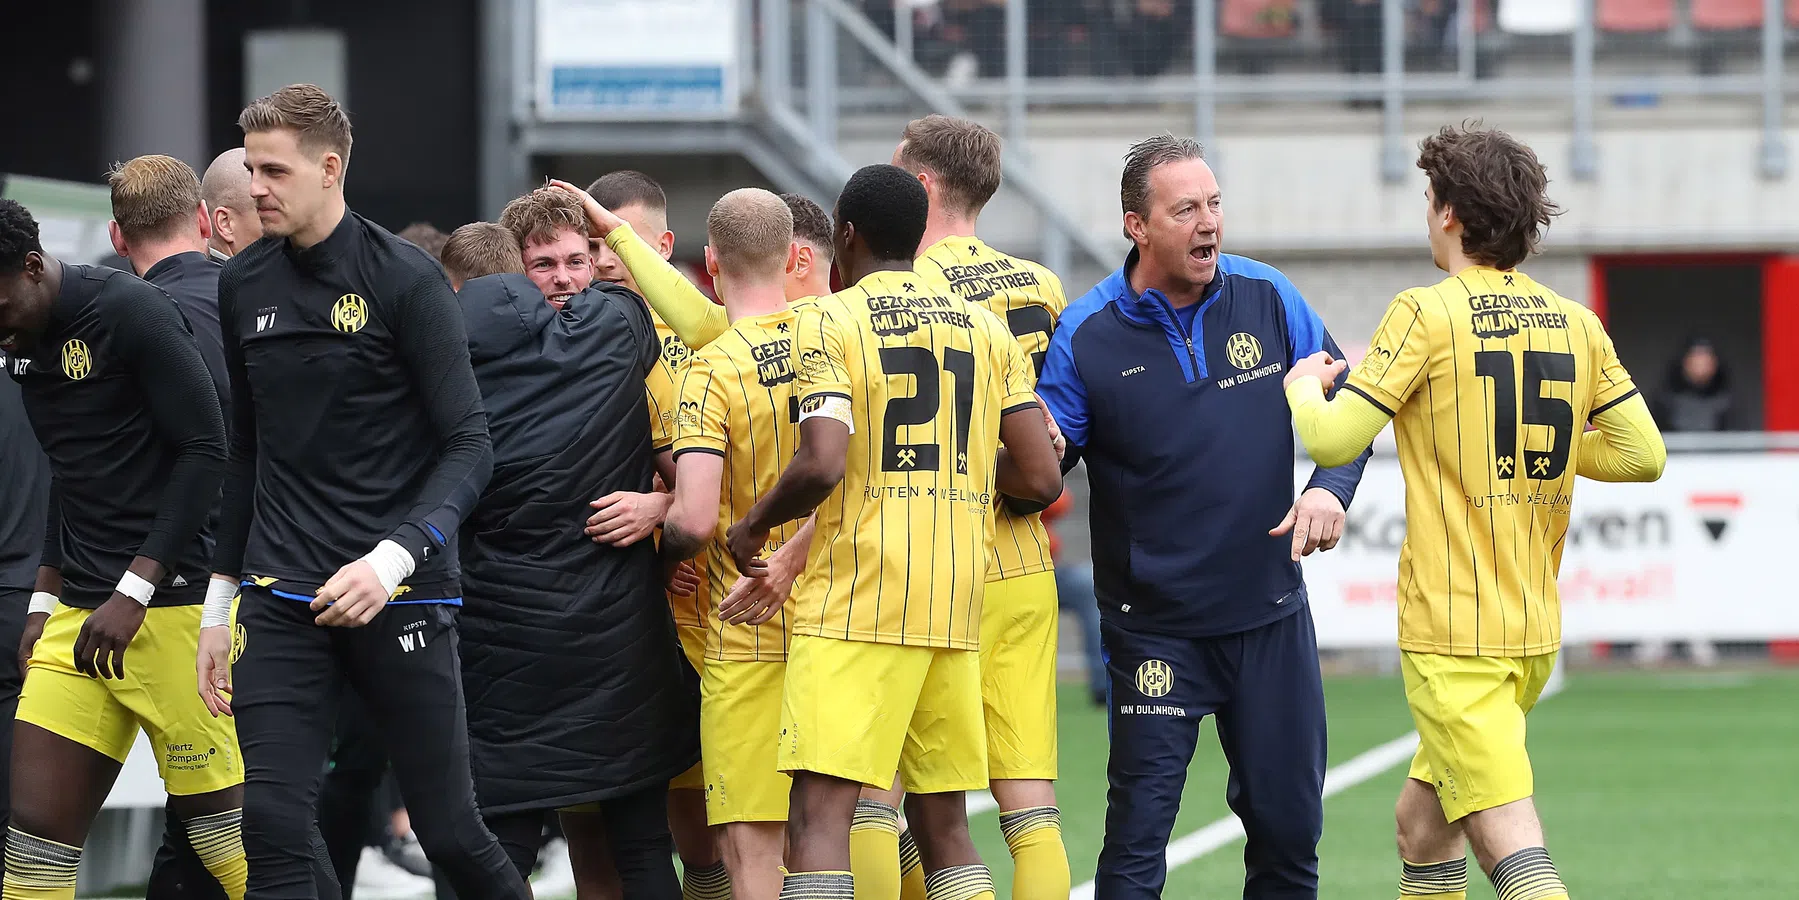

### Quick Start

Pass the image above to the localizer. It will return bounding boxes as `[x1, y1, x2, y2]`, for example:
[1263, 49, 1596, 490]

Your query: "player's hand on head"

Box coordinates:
[196, 626, 234, 718]
[587, 491, 672, 547]
[1269, 486, 1347, 561]
[666, 560, 701, 597]
[1283, 351, 1346, 389]
[545, 179, 624, 234]
[311, 560, 391, 627]
[74, 593, 149, 680]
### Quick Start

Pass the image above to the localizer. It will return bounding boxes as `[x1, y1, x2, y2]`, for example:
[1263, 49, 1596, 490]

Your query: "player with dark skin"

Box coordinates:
[0, 238, 242, 880]
[724, 186, 1064, 886]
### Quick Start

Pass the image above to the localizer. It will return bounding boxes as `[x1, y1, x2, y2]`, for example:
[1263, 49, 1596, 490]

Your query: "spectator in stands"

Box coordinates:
[1653, 336, 1735, 432]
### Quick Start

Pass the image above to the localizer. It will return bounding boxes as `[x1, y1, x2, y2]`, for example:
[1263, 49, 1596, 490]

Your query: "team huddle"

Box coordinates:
[0, 80, 1666, 900]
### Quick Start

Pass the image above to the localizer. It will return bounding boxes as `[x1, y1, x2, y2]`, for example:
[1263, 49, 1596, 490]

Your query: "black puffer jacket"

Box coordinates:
[455, 274, 699, 814]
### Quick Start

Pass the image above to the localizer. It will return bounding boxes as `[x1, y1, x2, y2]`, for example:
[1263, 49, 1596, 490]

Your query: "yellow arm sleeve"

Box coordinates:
[604, 223, 729, 348]
[1285, 376, 1393, 469]
[1577, 392, 1667, 482]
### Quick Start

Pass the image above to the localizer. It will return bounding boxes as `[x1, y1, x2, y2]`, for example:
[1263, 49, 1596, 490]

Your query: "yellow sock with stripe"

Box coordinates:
[997, 807, 1069, 900]
[185, 809, 249, 900]
[897, 827, 927, 900]
[4, 827, 79, 900]
[780, 869, 854, 899]
[849, 800, 901, 900]
[1398, 856, 1468, 900]
[684, 860, 732, 900]
[1489, 847, 1568, 900]
[922, 865, 995, 900]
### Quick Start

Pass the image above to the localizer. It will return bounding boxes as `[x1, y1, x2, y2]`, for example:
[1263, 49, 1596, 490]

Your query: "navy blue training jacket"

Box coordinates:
[1037, 249, 1370, 637]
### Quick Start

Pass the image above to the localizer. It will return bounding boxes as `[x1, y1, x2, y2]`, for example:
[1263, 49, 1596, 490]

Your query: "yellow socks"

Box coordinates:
[849, 800, 902, 900]
[1490, 847, 1568, 900]
[185, 809, 249, 900]
[781, 869, 854, 899]
[922, 864, 994, 900]
[3, 827, 79, 900]
[897, 827, 927, 900]
[1398, 856, 1468, 900]
[997, 807, 1069, 900]
[684, 860, 732, 900]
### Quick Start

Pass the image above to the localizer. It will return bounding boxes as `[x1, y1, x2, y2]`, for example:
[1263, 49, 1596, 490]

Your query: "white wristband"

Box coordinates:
[28, 592, 57, 616]
[201, 578, 237, 629]
[116, 571, 156, 607]
[361, 540, 416, 598]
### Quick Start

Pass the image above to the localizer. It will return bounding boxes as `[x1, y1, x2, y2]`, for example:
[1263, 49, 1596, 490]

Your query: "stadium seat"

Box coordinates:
[1598, 0, 1675, 32]
[1689, 0, 1799, 30]
[1498, 0, 1577, 34]
[1221, 0, 1298, 39]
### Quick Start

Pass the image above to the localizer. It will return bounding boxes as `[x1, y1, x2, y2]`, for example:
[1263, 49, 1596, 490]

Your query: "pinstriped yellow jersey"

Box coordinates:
[1345, 267, 1639, 657]
[791, 269, 1038, 649]
[914, 236, 1067, 582]
[673, 308, 804, 661]
[647, 307, 709, 629]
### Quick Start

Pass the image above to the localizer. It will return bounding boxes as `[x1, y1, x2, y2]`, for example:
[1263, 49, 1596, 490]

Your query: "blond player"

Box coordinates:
[1283, 125, 1665, 900]
[893, 115, 1070, 900]
[725, 164, 1063, 900]
[658, 188, 808, 900]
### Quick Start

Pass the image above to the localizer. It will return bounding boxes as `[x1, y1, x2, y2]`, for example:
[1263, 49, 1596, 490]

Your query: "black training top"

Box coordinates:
[7, 263, 227, 608]
[213, 210, 490, 597]
[0, 349, 50, 592]
[143, 251, 231, 410]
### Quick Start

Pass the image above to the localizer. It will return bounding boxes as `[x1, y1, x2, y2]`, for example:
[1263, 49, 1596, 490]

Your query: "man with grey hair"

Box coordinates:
[1035, 134, 1370, 899]
[200, 148, 261, 261]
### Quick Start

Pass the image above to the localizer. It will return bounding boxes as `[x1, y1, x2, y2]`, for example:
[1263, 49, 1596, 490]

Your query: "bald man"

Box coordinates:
[200, 148, 261, 260]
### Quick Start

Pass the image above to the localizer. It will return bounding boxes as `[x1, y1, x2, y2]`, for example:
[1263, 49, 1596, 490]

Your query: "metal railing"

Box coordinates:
[759, 0, 1791, 183]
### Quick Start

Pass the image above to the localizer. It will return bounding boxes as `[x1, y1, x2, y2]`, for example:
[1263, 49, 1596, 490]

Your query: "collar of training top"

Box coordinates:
[48, 261, 91, 333]
[283, 208, 360, 271]
[142, 250, 219, 285]
[1115, 248, 1230, 311]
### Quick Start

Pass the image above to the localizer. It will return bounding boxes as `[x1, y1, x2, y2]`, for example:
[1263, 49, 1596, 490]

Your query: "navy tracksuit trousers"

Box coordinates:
[1096, 606, 1327, 900]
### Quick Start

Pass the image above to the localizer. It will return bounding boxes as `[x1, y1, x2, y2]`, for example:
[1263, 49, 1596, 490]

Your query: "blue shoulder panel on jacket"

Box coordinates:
[1217, 254, 1326, 363]
[1037, 269, 1122, 450]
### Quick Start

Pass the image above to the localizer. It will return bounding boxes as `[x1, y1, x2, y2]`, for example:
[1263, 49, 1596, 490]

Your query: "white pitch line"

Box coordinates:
[1068, 732, 1420, 900]
[968, 789, 999, 816]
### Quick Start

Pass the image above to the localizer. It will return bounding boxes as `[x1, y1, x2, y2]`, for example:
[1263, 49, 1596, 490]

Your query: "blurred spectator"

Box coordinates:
[398, 221, 450, 260]
[1045, 490, 1107, 707]
[1653, 336, 1736, 432]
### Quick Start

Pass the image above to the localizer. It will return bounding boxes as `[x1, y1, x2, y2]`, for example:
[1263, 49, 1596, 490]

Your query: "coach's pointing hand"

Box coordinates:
[1270, 487, 1347, 562]
[312, 561, 390, 627]
[1283, 351, 1347, 391]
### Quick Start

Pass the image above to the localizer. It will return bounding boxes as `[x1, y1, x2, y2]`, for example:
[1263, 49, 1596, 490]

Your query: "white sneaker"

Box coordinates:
[354, 846, 437, 899]
[531, 837, 577, 898]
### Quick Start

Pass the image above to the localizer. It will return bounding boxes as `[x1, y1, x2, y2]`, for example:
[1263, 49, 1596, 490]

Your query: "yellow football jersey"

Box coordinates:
[673, 308, 804, 661]
[915, 236, 1067, 582]
[1345, 267, 1639, 657]
[647, 307, 709, 629]
[790, 269, 1039, 650]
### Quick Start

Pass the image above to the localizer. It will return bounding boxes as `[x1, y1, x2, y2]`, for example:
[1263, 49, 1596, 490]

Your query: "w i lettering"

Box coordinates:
[397, 630, 428, 653]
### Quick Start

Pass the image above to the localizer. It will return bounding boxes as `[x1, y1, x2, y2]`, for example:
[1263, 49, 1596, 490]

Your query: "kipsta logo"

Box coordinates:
[1688, 493, 1740, 542]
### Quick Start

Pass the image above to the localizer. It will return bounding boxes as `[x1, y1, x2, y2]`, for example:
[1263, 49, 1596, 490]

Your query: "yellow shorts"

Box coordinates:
[779, 634, 986, 794]
[669, 624, 709, 791]
[701, 659, 790, 824]
[979, 570, 1058, 781]
[18, 603, 243, 796]
[1402, 651, 1556, 822]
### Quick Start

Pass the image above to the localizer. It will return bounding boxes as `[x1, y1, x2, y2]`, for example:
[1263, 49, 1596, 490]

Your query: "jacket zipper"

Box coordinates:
[1156, 297, 1201, 377]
